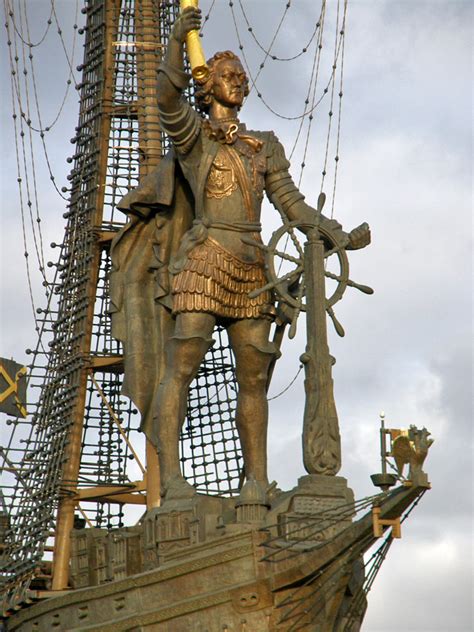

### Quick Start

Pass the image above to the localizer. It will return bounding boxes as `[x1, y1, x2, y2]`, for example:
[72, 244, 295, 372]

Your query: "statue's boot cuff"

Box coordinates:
[169, 333, 215, 347]
[246, 339, 282, 360]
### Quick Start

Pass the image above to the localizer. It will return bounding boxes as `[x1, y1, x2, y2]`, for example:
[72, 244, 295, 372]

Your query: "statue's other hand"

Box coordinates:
[171, 7, 202, 44]
[347, 222, 371, 250]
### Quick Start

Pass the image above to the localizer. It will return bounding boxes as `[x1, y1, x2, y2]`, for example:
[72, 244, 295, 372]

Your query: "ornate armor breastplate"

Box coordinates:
[206, 148, 238, 199]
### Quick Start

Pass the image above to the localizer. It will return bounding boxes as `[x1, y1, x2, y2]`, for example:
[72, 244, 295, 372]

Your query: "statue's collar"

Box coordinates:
[203, 118, 263, 153]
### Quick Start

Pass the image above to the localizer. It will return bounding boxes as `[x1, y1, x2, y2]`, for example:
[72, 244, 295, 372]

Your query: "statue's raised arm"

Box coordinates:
[156, 7, 202, 111]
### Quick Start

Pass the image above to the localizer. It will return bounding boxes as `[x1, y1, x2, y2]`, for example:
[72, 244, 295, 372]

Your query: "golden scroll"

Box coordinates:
[179, 0, 209, 83]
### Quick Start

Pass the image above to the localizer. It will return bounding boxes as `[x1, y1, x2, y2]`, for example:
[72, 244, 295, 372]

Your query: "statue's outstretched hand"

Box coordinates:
[171, 7, 202, 43]
[347, 222, 371, 250]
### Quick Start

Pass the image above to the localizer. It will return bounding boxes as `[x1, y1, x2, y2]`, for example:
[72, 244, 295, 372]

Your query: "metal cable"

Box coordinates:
[228, 0, 345, 121]
[237, 0, 320, 62]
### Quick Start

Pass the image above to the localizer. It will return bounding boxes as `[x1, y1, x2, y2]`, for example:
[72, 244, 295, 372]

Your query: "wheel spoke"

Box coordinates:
[324, 244, 343, 258]
[327, 306, 345, 337]
[287, 226, 305, 258]
[274, 249, 302, 265]
[288, 281, 306, 339]
[346, 279, 374, 294]
[324, 269, 347, 283]
[248, 266, 303, 299]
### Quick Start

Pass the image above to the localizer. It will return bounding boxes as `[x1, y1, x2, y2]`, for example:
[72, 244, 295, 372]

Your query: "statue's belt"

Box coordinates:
[193, 218, 261, 233]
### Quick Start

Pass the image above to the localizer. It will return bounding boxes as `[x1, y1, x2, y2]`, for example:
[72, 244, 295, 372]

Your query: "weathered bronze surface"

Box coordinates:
[8, 478, 427, 631]
[110, 6, 371, 501]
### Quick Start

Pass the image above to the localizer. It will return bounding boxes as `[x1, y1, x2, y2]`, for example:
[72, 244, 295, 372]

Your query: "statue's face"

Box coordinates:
[211, 59, 247, 109]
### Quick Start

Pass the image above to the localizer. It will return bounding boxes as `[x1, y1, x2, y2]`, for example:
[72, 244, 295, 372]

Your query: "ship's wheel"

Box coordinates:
[244, 195, 374, 339]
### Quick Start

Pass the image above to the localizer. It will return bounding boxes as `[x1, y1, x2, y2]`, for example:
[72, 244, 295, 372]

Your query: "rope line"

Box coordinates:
[4, 3, 43, 334]
[237, 0, 320, 62]
[229, 0, 345, 121]
[320, 0, 342, 193]
[6, 0, 79, 134]
[17, 0, 47, 274]
[296, 0, 327, 187]
[238, 0, 293, 84]
[6, 0, 53, 47]
[330, 1, 347, 217]
[3, 0, 85, 355]
[200, 0, 216, 33]
[289, 0, 327, 163]
[268, 364, 303, 401]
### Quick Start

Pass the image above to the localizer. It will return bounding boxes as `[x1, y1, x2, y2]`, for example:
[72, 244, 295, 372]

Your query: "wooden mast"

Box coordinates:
[52, 0, 167, 588]
[51, 0, 122, 591]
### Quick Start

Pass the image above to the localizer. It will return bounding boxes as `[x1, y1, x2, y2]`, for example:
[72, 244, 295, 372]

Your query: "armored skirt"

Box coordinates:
[171, 237, 272, 320]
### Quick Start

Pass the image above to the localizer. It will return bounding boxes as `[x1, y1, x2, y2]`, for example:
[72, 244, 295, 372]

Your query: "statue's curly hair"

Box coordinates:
[195, 51, 249, 114]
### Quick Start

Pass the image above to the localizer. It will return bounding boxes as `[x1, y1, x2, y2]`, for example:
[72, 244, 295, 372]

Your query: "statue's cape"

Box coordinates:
[109, 150, 194, 444]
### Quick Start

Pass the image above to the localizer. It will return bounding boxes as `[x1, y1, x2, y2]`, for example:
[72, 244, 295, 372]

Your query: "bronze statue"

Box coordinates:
[110, 7, 370, 500]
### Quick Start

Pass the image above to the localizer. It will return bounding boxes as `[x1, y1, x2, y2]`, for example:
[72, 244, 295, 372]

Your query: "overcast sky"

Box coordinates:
[0, 1, 472, 631]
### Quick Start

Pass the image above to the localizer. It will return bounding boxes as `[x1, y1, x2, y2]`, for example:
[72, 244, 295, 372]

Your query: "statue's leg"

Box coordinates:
[154, 312, 215, 495]
[227, 318, 276, 489]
